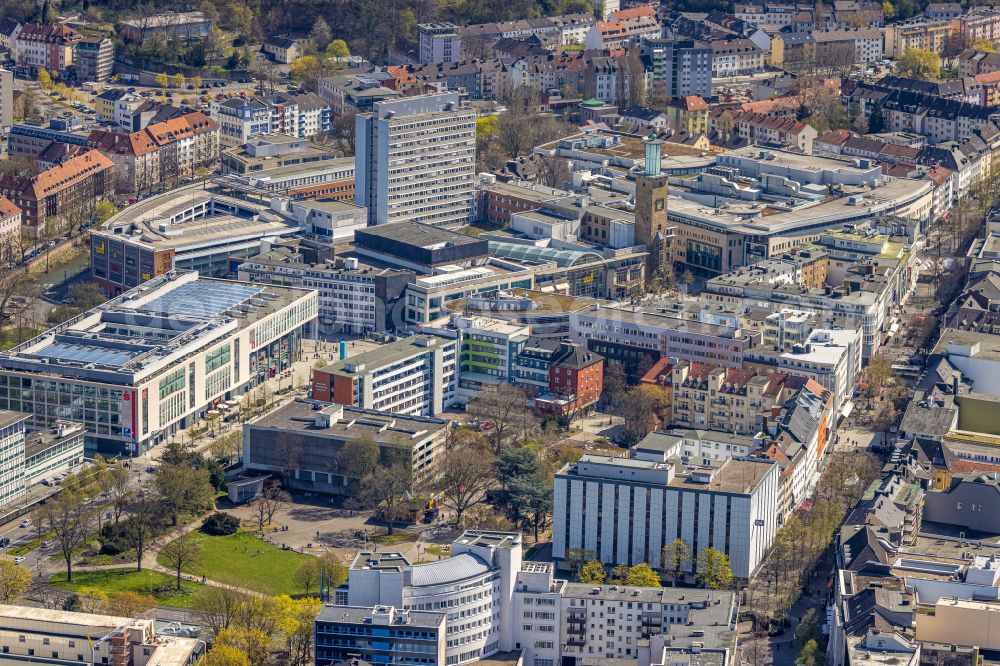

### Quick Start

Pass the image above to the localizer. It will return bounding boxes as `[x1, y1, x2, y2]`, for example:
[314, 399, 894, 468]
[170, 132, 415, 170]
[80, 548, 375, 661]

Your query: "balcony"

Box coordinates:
[567, 637, 586, 647]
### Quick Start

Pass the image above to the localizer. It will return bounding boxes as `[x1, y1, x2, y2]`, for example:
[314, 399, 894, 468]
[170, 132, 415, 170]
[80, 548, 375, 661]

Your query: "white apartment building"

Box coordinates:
[419, 23, 462, 63]
[348, 531, 521, 665]
[313, 333, 458, 416]
[337, 530, 738, 666]
[0, 271, 317, 455]
[211, 98, 271, 148]
[744, 327, 862, 416]
[355, 92, 477, 228]
[552, 452, 781, 579]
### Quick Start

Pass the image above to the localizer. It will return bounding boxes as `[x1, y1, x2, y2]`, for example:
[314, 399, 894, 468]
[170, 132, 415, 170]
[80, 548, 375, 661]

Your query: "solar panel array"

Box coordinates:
[34, 342, 140, 368]
[136, 281, 262, 319]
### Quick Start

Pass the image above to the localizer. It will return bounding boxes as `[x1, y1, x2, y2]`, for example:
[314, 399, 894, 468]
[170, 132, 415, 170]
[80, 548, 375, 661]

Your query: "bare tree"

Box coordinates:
[125, 491, 163, 571]
[251, 484, 289, 532]
[159, 536, 202, 590]
[467, 383, 533, 453]
[193, 584, 251, 639]
[435, 440, 496, 524]
[37, 490, 93, 582]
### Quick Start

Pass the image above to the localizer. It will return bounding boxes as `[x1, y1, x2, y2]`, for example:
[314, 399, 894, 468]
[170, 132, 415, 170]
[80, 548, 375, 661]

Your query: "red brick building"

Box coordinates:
[0, 149, 114, 232]
[514, 337, 604, 415]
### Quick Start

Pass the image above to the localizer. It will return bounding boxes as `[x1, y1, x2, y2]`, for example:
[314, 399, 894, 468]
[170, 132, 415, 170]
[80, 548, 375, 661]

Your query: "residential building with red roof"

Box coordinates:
[13, 23, 82, 73]
[668, 95, 710, 134]
[671, 360, 790, 434]
[709, 108, 818, 152]
[87, 112, 220, 194]
[0, 149, 113, 231]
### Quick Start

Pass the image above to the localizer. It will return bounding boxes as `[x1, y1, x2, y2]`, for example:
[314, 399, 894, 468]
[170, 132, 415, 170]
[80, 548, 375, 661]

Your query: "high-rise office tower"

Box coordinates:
[355, 91, 477, 228]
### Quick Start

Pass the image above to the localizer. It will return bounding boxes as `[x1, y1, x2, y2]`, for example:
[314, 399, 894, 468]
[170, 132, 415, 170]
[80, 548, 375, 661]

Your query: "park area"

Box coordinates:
[155, 529, 311, 596]
[50, 568, 202, 608]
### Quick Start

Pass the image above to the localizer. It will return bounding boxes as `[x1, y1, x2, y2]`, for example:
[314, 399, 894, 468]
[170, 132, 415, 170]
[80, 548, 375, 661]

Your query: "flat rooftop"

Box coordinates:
[0, 411, 29, 431]
[579, 305, 751, 339]
[356, 221, 484, 250]
[25, 421, 84, 458]
[321, 334, 455, 375]
[0, 272, 312, 380]
[447, 288, 601, 315]
[249, 156, 355, 180]
[935, 328, 1000, 363]
[316, 604, 445, 628]
[565, 453, 775, 494]
[249, 401, 448, 441]
[485, 180, 568, 204]
[667, 177, 931, 236]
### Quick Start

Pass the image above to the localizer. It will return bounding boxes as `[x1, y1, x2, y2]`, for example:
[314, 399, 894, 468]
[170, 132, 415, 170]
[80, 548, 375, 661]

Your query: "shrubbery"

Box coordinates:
[201, 512, 239, 536]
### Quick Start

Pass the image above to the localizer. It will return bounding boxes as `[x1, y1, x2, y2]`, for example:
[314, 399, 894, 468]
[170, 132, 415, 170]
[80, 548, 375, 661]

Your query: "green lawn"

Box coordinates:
[156, 530, 310, 595]
[50, 568, 201, 608]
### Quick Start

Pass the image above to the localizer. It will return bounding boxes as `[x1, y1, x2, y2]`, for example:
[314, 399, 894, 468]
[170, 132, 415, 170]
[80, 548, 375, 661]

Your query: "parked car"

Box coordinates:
[12, 557, 25, 564]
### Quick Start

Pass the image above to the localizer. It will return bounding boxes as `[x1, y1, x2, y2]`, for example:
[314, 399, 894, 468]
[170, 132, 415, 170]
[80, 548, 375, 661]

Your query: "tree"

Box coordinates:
[696, 547, 733, 590]
[796, 639, 825, 666]
[488, 446, 551, 540]
[292, 559, 320, 595]
[110, 591, 156, 616]
[309, 17, 332, 51]
[329, 111, 356, 156]
[579, 561, 607, 584]
[252, 485, 289, 532]
[618, 386, 660, 446]
[172, 73, 186, 90]
[797, 608, 822, 648]
[625, 563, 662, 587]
[198, 643, 251, 666]
[38, 489, 92, 582]
[94, 200, 117, 224]
[468, 383, 533, 454]
[215, 627, 270, 666]
[436, 440, 495, 524]
[159, 536, 202, 591]
[326, 39, 350, 59]
[563, 547, 593, 579]
[972, 38, 996, 54]
[191, 75, 203, 90]
[12, 88, 40, 122]
[661, 538, 691, 586]
[74, 587, 109, 613]
[317, 552, 347, 589]
[193, 585, 251, 638]
[155, 463, 214, 526]
[277, 596, 323, 666]
[339, 433, 379, 487]
[0, 559, 32, 603]
[341, 435, 413, 535]
[124, 491, 164, 571]
[601, 362, 628, 408]
[896, 47, 941, 79]
[610, 563, 630, 584]
[37, 68, 52, 89]
[155, 72, 169, 91]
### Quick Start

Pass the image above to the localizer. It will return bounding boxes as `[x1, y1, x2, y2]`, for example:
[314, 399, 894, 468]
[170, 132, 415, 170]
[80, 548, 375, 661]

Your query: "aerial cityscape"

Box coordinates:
[0, 1, 997, 666]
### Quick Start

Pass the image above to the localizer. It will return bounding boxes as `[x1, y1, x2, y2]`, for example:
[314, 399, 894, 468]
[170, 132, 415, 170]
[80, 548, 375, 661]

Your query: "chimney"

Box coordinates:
[953, 376, 959, 397]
